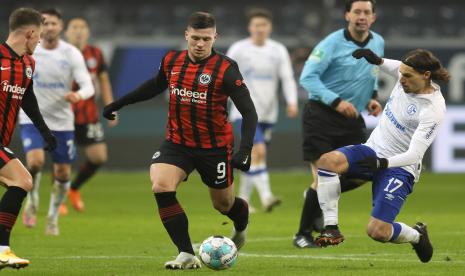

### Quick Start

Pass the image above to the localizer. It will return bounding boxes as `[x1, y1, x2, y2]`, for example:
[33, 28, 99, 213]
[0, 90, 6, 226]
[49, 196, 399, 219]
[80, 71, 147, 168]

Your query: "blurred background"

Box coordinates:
[2, 0, 464, 172]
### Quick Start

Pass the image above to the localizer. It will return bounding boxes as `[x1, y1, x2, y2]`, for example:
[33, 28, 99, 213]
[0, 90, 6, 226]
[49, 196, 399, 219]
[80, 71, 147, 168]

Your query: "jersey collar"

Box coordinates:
[187, 49, 216, 65]
[344, 29, 373, 48]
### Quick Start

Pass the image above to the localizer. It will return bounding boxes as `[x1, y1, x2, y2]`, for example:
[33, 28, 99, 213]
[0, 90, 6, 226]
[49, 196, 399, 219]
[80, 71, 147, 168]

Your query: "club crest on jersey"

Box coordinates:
[407, 104, 417, 115]
[26, 66, 33, 79]
[199, 73, 211, 85]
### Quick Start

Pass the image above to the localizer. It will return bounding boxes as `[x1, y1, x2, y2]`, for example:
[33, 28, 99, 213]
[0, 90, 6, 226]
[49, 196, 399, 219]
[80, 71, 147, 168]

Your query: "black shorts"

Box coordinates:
[0, 146, 17, 169]
[75, 122, 105, 146]
[151, 140, 233, 189]
[302, 100, 367, 162]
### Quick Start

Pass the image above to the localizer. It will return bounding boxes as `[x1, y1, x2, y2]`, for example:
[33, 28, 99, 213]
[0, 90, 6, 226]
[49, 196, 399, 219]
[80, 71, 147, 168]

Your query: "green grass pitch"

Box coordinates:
[2, 171, 464, 275]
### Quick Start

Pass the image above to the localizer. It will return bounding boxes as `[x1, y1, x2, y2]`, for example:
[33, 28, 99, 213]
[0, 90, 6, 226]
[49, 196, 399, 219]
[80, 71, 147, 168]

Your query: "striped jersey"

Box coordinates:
[160, 50, 245, 148]
[0, 43, 35, 146]
[73, 44, 108, 125]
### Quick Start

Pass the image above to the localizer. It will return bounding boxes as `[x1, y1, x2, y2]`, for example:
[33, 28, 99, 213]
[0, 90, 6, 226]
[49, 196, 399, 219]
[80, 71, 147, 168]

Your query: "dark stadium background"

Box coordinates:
[2, 0, 464, 171]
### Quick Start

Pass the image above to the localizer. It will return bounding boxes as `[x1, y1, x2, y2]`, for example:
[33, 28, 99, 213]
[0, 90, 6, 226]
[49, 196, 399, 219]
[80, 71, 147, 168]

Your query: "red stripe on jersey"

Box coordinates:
[72, 45, 105, 124]
[163, 50, 234, 149]
[0, 148, 11, 163]
[0, 43, 34, 146]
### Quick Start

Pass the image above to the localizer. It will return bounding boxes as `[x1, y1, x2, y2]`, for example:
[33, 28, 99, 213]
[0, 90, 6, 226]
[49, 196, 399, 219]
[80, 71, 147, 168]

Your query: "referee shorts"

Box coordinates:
[302, 100, 367, 162]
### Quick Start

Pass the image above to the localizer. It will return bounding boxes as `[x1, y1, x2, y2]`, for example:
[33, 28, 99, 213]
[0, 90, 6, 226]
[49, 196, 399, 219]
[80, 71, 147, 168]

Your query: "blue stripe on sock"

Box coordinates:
[244, 168, 267, 176]
[390, 222, 402, 241]
[317, 169, 337, 177]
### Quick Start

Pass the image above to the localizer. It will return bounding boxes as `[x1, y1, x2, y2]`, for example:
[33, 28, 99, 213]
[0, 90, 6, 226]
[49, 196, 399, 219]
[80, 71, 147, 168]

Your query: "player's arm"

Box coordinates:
[224, 63, 258, 171]
[352, 49, 402, 79]
[21, 82, 57, 151]
[96, 52, 118, 126]
[66, 47, 95, 103]
[299, 39, 340, 108]
[358, 109, 445, 171]
[102, 63, 168, 120]
[278, 45, 298, 118]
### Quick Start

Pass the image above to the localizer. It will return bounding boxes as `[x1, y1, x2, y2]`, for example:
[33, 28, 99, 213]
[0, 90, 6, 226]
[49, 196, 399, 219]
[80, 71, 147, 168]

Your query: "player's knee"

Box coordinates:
[213, 198, 233, 214]
[28, 161, 44, 173]
[151, 178, 175, 193]
[366, 224, 390, 242]
[317, 152, 338, 170]
[18, 175, 33, 192]
[54, 168, 71, 182]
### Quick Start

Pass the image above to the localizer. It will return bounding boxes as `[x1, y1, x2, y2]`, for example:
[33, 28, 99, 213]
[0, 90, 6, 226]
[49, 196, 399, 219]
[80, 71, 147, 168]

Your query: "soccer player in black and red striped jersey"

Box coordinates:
[0, 7, 56, 269]
[103, 12, 257, 269]
[58, 17, 117, 214]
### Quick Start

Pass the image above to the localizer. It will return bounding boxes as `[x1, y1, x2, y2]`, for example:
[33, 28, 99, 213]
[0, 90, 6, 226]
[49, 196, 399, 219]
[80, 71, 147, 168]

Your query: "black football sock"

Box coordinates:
[225, 197, 249, 232]
[71, 161, 101, 191]
[154, 192, 194, 255]
[340, 175, 364, 193]
[0, 186, 27, 246]
[296, 187, 321, 237]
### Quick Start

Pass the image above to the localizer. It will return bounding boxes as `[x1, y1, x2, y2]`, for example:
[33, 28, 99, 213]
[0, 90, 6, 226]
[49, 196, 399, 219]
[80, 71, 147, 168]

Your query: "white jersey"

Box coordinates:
[227, 38, 297, 123]
[365, 59, 446, 181]
[19, 40, 94, 131]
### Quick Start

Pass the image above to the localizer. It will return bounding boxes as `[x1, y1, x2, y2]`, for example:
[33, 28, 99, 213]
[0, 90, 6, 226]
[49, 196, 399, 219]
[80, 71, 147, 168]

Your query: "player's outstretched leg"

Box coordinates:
[315, 225, 345, 247]
[0, 186, 30, 269]
[154, 192, 199, 269]
[68, 160, 101, 212]
[225, 197, 249, 250]
[22, 170, 42, 227]
[46, 179, 71, 236]
[164, 252, 201, 270]
[411, 222, 433, 263]
[293, 187, 321, 248]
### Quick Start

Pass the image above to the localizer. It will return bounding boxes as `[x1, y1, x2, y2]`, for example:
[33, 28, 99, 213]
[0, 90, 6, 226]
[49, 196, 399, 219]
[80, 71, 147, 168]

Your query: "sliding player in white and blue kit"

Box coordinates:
[19, 9, 94, 235]
[294, 0, 384, 248]
[315, 48, 449, 263]
[227, 8, 298, 213]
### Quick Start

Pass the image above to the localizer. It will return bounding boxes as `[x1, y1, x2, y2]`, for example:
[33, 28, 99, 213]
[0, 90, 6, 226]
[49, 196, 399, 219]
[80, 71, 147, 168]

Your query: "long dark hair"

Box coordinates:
[402, 49, 450, 83]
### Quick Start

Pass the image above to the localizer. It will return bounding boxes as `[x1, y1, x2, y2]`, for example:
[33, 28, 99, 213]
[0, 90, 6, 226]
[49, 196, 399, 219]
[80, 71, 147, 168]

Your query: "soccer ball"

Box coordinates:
[199, 236, 238, 270]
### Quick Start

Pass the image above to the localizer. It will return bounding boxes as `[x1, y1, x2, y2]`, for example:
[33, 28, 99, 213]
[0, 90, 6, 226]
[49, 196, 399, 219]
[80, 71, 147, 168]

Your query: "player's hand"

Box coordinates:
[107, 115, 119, 128]
[64, 92, 82, 103]
[231, 149, 252, 171]
[352, 49, 383, 65]
[287, 104, 299, 118]
[43, 133, 58, 151]
[103, 102, 121, 120]
[335, 100, 358, 119]
[356, 157, 388, 172]
[367, 99, 382, 116]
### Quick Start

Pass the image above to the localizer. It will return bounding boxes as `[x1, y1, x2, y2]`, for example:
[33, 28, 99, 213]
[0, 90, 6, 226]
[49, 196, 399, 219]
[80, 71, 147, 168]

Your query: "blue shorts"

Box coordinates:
[337, 144, 415, 223]
[234, 120, 273, 144]
[20, 124, 76, 164]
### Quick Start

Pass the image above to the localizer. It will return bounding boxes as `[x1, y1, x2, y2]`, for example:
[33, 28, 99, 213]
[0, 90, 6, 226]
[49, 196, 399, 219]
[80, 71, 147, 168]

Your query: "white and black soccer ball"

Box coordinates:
[198, 235, 238, 270]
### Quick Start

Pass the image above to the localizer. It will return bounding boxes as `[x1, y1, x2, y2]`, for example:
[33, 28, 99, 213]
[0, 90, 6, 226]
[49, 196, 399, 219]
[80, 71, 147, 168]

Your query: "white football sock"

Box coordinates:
[238, 172, 253, 202]
[390, 222, 420, 244]
[47, 179, 70, 223]
[317, 169, 341, 226]
[252, 163, 273, 205]
[25, 171, 42, 212]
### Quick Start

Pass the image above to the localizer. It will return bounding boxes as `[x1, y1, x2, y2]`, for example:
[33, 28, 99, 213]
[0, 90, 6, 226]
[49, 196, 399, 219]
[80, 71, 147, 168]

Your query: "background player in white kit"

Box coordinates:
[227, 8, 298, 212]
[20, 9, 94, 235]
[314, 48, 449, 263]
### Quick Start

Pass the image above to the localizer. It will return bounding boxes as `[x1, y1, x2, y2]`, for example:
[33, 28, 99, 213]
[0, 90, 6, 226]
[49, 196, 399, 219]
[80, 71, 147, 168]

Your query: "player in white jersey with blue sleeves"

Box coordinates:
[314, 48, 449, 263]
[227, 8, 298, 213]
[19, 9, 94, 235]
